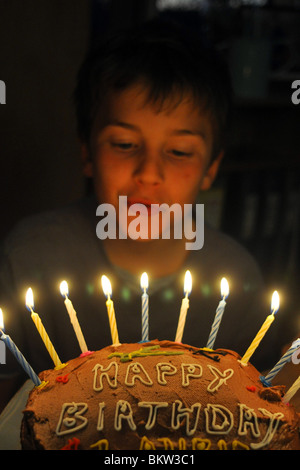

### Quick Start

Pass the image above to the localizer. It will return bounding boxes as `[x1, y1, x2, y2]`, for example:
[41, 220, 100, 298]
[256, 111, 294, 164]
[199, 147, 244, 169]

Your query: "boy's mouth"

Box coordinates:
[127, 197, 159, 215]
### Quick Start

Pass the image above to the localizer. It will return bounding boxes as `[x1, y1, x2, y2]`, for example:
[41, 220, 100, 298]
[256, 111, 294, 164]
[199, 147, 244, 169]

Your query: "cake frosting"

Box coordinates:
[21, 340, 300, 450]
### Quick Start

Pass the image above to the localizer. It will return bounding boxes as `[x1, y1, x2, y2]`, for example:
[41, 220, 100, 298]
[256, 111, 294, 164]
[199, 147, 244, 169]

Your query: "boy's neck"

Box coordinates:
[102, 237, 189, 279]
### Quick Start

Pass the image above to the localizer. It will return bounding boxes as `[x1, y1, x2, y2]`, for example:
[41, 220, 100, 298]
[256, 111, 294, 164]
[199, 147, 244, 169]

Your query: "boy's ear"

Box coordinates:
[200, 150, 224, 191]
[80, 142, 93, 178]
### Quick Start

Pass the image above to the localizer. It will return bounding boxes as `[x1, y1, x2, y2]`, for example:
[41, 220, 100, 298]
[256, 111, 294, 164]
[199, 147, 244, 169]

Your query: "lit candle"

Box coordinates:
[240, 291, 280, 365]
[175, 270, 192, 343]
[0, 308, 41, 386]
[60, 280, 89, 354]
[101, 275, 120, 346]
[26, 288, 62, 368]
[261, 338, 300, 387]
[206, 277, 229, 350]
[140, 272, 149, 342]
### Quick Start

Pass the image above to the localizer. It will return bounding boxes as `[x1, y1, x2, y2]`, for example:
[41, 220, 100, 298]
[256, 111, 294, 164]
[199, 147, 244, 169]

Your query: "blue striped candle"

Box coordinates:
[140, 272, 149, 342]
[0, 328, 41, 386]
[260, 338, 300, 387]
[206, 278, 229, 350]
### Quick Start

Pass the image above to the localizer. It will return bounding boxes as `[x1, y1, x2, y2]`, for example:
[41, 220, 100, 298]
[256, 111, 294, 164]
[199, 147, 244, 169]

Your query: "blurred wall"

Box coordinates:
[0, 0, 91, 241]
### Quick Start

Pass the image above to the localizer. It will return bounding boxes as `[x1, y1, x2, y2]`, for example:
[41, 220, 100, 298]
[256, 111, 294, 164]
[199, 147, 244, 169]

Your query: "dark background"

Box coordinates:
[0, 0, 299, 326]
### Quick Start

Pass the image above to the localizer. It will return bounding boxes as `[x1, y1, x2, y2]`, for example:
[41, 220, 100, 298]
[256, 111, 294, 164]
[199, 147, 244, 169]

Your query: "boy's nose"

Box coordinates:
[133, 151, 164, 187]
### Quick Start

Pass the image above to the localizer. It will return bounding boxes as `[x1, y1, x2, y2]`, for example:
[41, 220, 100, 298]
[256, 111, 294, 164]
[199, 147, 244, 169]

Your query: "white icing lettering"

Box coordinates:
[207, 365, 234, 393]
[238, 404, 260, 438]
[51, 358, 285, 448]
[97, 402, 105, 431]
[93, 362, 118, 391]
[90, 359, 235, 392]
[250, 409, 284, 450]
[181, 363, 202, 387]
[53, 398, 286, 449]
[114, 400, 137, 431]
[138, 401, 168, 429]
[56, 402, 88, 436]
[205, 404, 233, 435]
[125, 362, 153, 387]
[156, 362, 177, 385]
[171, 400, 201, 436]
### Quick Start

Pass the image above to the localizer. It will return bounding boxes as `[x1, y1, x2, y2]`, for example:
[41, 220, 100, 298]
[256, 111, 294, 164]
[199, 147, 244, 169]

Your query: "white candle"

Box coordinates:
[140, 272, 149, 342]
[283, 374, 300, 404]
[175, 270, 192, 343]
[60, 280, 88, 354]
[206, 277, 229, 350]
[101, 275, 120, 346]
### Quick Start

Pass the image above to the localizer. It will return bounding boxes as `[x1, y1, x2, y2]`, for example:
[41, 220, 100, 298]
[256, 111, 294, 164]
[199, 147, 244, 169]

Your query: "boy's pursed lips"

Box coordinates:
[126, 197, 164, 215]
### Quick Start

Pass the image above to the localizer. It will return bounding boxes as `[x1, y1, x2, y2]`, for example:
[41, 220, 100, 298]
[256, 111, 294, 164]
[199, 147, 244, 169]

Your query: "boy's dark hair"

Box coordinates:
[74, 18, 232, 161]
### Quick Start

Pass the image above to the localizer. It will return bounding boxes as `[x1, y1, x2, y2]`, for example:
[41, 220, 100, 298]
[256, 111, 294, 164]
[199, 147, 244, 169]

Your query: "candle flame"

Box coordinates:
[140, 272, 148, 291]
[101, 275, 112, 298]
[0, 308, 4, 330]
[60, 280, 69, 298]
[221, 277, 229, 299]
[184, 270, 192, 295]
[271, 290, 280, 314]
[25, 288, 34, 311]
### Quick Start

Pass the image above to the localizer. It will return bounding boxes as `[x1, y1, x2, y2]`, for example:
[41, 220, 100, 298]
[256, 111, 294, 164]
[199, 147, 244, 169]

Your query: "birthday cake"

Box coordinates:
[21, 340, 300, 450]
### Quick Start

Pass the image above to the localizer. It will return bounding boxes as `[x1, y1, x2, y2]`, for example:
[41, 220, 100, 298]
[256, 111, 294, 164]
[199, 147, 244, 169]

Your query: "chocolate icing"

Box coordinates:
[21, 340, 300, 450]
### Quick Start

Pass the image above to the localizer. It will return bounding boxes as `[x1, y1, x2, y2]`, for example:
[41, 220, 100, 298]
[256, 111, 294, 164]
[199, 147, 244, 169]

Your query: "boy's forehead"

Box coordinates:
[93, 83, 212, 134]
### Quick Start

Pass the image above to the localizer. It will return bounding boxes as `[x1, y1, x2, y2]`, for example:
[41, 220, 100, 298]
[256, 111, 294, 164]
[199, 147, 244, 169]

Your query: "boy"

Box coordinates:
[0, 20, 278, 420]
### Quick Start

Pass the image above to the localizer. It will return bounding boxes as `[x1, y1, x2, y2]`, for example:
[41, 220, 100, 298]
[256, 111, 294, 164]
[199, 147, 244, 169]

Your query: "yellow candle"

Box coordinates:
[26, 288, 62, 368]
[175, 270, 192, 343]
[60, 281, 88, 354]
[101, 276, 120, 346]
[240, 291, 280, 365]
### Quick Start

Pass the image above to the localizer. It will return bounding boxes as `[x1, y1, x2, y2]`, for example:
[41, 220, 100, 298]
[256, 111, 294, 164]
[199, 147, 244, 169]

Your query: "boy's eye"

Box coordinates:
[170, 149, 193, 158]
[112, 142, 136, 151]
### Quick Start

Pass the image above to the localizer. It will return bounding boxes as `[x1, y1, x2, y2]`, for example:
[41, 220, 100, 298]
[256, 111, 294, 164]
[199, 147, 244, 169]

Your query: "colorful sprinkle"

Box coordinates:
[246, 385, 256, 392]
[108, 345, 184, 363]
[61, 437, 80, 450]
[56, 374, 69, 384]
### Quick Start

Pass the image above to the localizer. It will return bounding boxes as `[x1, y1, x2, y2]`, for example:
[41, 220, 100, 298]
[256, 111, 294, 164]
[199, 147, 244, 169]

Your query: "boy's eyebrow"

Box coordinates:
[106, 121, 206, 139]
[173, 129, 206, 139]
[105, 120, 138, 131]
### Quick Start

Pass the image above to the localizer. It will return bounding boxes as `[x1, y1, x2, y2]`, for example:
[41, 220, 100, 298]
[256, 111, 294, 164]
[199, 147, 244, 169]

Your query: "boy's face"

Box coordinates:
[82, 83, 222, 238]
